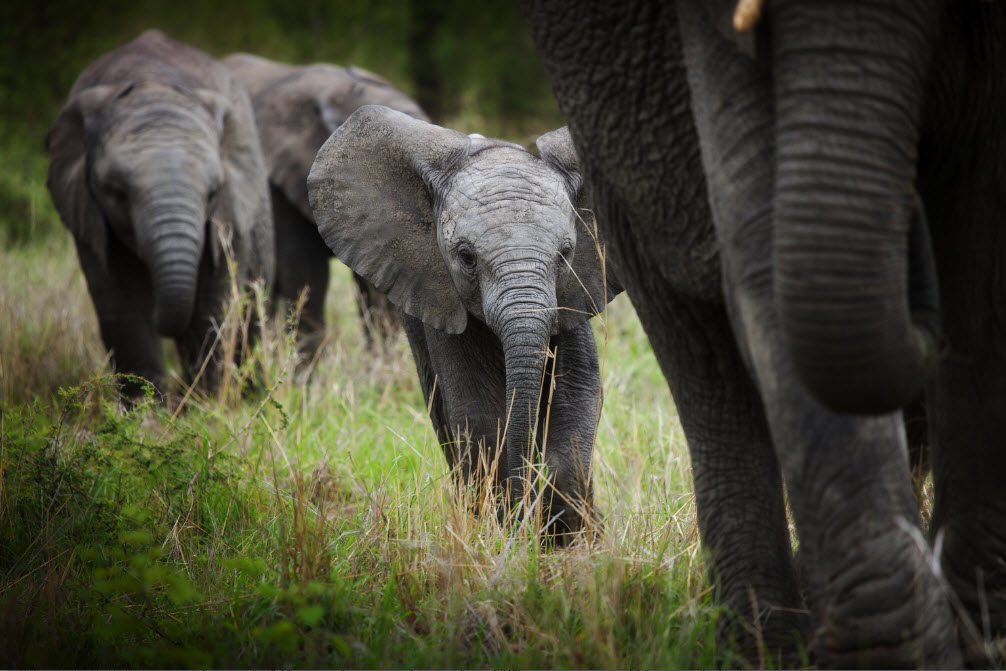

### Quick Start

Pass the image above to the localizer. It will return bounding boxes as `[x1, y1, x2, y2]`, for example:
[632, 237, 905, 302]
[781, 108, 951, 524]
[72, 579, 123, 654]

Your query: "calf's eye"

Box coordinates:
[456, 244, 477, 271]
[106, 185, 127, 205]
[558, 241, 575, 268]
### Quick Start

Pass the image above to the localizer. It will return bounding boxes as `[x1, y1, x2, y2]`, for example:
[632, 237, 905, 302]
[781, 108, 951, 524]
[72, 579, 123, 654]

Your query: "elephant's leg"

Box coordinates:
[677, 3, 959, 665]
[271, 186, 330, 364]
[922, 187, 1006, 662]
[535, 322, 601, 539]
[401, 313, 454, 456]
[919, 6, 1006, 658]
[74, 239, 165, 399]
[425, 319, 507, 488]
[177, 246, 231, 394]
[353, 272, 399, 350]
[730, 280, 957, 669]
[927, 304, 1006, 662]
[404, 316, 507, 488]
[647, 292, 807, 662]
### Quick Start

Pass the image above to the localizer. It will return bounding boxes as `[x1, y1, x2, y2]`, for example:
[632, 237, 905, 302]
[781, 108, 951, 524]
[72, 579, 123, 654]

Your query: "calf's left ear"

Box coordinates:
[200, 88, 272, 270]
[536, 127, 623, 331]
[46, 85, 115, 268]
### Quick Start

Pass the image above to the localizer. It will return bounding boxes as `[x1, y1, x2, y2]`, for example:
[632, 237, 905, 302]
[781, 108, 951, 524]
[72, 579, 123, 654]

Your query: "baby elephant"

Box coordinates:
[46, 31, 274, 397]
[308, 106, 621, 537]
[224, 54, 430, 359]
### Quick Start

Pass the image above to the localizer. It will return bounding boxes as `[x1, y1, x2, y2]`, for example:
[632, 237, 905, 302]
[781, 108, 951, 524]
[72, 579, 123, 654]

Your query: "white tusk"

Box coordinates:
[733, 0, 764, 33]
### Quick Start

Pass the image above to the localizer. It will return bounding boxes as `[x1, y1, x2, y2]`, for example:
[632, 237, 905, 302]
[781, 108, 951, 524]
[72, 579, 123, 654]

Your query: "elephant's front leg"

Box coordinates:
[419, 319, 508, 490]
[270, 187, 331, 365]
[648, 289, 808, 662]
[177, 243, 232, 394]
[536, 322, 601, 538]
[75, 239, 165, 399]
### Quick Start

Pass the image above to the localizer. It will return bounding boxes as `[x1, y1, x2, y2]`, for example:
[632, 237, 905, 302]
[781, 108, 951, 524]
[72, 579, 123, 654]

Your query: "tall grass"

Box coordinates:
[0, 237, 105, 402]
[0, 231, 750, 668]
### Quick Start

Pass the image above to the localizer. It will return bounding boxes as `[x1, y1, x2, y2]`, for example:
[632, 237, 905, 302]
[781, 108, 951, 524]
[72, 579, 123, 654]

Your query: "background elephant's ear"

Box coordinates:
[207, 87, 273, 277]
[195, 88, 229, 133]
[247, 68, 341, 219]
[315, 94, 348, 136]
[308, 104, 470, 333]
[46, 85, 113, 267]
[536, 126, 623, 330]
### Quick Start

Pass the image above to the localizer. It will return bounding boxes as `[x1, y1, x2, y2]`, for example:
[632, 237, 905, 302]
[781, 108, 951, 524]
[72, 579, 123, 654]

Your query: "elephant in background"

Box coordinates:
[308, 106, 621, 538]
[46, 30, 274, 397]
[524, 0, 1006, 666]
[224, 53, 430, 361]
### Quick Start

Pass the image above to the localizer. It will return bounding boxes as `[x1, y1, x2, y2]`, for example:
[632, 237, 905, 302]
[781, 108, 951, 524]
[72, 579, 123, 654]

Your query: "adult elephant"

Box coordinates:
[523, 0, 1006, 666]
[224, 54, 430, 359]
[47, 30, 274, 397]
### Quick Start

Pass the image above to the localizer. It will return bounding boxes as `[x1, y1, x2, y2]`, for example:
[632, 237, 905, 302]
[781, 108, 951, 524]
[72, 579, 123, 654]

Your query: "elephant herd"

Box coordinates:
[43, 0, 1006, 665]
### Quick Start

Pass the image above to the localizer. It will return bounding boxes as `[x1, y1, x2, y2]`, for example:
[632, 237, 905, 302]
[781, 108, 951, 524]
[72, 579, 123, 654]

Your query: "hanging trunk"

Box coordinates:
[488, 274, 556, 512]
[135, 185, 206, 338]
[771, 0, 943, 413]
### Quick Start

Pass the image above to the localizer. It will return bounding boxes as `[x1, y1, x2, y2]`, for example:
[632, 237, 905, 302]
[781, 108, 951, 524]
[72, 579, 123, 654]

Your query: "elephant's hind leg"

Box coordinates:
[271, 185, 331, 366]
[353, 272, 399, 351]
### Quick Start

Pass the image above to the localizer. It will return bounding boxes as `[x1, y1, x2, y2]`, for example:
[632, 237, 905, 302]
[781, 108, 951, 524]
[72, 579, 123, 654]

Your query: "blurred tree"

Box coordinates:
[408, 0, 445, 122]
[0, 0, 559, 140]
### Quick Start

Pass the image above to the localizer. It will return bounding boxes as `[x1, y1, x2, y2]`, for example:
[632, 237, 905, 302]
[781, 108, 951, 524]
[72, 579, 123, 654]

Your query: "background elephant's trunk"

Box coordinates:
[771, 0, 942, 414]
[136, 185, 207, 338]
[487, 268, 556, 510]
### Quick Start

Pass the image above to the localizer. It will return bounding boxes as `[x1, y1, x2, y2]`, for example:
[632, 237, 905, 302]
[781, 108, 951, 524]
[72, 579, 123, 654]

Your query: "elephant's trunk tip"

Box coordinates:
[154, 286, 197, 338]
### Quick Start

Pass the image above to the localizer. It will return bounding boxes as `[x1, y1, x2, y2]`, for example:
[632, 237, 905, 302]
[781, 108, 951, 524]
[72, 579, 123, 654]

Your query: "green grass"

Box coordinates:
[0, 233, 743, 668]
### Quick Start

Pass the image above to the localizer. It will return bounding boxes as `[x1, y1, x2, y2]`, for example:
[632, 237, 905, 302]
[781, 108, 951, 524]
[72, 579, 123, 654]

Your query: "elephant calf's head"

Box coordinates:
[47, 80, 239, 337]
[307, 106, 620, 504]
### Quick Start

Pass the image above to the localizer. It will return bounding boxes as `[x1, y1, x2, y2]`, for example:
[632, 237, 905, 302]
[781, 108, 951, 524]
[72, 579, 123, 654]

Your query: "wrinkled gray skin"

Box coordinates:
[224, 53, 430, 360]
[46, 31, 274, 397]
[308, 106, 621, 538]
[520, 1, 1006, 667]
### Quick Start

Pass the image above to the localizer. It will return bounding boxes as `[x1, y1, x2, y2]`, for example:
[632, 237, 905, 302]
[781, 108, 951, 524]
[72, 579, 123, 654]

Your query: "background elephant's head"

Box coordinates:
[224, 55, 429, 220]
[46, 76, 262, 337]
[307, 105, 619, 494]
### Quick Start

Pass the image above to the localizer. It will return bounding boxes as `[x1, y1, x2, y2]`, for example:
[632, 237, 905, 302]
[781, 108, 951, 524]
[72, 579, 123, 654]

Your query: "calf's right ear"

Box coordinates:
[308, 105, 471, 334]
[536, 126, 623, 330]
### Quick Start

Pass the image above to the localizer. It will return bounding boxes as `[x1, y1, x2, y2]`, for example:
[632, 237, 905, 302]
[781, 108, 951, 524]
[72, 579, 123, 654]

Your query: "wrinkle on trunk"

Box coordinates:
[135, 186, 206, 338]
[772, 0, 943, 414]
